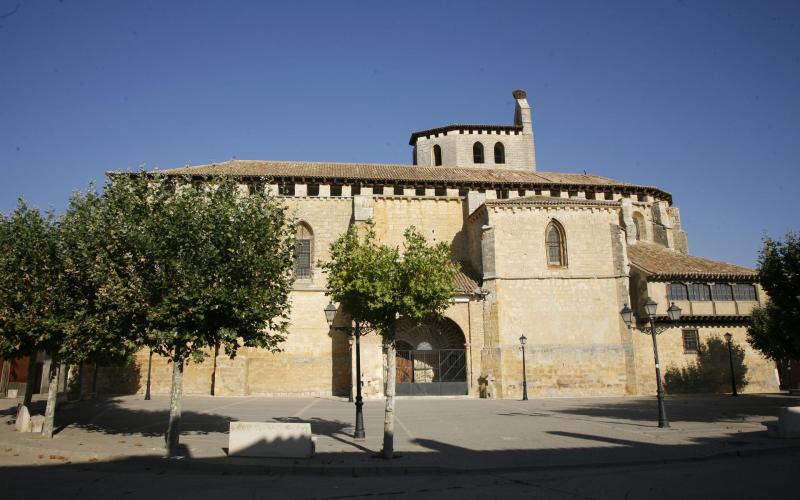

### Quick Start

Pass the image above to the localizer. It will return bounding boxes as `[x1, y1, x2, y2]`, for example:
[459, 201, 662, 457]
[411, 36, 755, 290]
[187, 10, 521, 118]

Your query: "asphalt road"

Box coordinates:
[0, 446, 797, 499]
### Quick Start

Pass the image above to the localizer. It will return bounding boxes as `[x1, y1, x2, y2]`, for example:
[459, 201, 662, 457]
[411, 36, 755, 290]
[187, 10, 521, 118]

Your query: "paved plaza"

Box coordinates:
[1, 393, 798, 473]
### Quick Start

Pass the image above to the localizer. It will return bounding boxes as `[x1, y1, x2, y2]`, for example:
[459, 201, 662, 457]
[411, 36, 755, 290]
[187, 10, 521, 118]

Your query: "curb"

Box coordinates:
[2, 438, 799, 476]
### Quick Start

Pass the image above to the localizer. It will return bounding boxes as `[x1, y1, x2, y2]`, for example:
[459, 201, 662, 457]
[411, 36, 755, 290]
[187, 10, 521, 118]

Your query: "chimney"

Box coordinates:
[513, 89, 537, 170]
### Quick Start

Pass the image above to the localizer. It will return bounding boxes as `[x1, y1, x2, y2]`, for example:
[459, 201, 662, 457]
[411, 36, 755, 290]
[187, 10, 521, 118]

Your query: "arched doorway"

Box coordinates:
[394, 316, 467, 396]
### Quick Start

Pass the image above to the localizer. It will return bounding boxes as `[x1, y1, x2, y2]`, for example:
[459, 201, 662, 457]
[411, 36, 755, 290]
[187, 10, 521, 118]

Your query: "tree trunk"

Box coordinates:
[91, 364, 99, 399]
[42, 361, 60, 438]
[381, 319, 397, 459]
[210, 343, 219, 396]
[22, 353, 37, 407]
[165, 355, 185, 457]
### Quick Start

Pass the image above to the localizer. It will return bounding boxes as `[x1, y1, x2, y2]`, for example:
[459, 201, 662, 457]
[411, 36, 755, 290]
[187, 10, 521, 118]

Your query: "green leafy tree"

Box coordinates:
[747, 233, 800, 371]
[97, 174, 296, 456]
[0, 200, 63, 412]
[322, 223, 457, 458]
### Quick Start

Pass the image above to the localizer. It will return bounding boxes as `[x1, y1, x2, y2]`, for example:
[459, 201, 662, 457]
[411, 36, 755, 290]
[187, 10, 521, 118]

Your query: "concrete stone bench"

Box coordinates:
[228, 422, 316, 458]
[763, 407, 800, 438]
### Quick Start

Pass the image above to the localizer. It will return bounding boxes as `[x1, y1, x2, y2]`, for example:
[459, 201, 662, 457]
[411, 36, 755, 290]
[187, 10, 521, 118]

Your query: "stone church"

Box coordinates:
[3, 89, 779, 400]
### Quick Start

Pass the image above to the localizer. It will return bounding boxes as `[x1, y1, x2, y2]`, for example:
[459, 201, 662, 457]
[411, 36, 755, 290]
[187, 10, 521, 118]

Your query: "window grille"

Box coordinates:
[294, 223, 313, 279]
[373, 185, 384, 195]
[435, 186, 446, 196]
[351, 184, 361, 195]
[546, 221, 566, 267]
[667, 283, 688, 301]
[586, 191, 596, 200]
[307, 184, 319, 196]
[604, 191, 614, 200]
[415, 187, 426, 196]
[394, 185, 404, 195]
[733, 283, 757, 301]
[278, 183, 295, 196]
[682, 329, 700, 353]
[688, 283, 711, 301]
[712, 283, 733, 301]
[330, 184, 342, 197]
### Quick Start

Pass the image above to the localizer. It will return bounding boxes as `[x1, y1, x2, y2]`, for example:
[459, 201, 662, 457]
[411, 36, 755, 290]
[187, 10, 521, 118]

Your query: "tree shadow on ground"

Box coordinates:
[547, 394, 799, 424]
[664, 336, 748, 394]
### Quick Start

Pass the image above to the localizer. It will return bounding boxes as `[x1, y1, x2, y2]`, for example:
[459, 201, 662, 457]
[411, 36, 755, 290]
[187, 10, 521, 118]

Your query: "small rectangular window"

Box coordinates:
[435, 186, 446, 196]
[682, 329, 700, 353]
[351, 184, 361, 195]
[279, 183, 295, 196]
[518, 188, 527, 197]
[307, 184, 320, 196]
[568, 190, 578, 198]
[586, 191, 596, 200]
[394, 185, 404, 195]
[330, 184, 342, 197]
[733, 283, 757, 301]
[373, 185, 384, 195]
[534, 188, 542, 195]
[497, 189, 509, 199]
[458, 187, 469, 197]
[604, 192, 614, 200]
[415, 187, 426, 196]
[638, 193, 648, 202]
[550, 189, 560, 198]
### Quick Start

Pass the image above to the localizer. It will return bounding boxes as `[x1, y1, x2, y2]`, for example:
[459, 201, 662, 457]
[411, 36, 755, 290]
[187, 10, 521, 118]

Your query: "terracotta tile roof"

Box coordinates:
[627, 242, 758, 280]
[486, 195, 620, 208]
[408, 124, 523, 145]
[138, 160, 670, 200]
[453, 261, 481, 295]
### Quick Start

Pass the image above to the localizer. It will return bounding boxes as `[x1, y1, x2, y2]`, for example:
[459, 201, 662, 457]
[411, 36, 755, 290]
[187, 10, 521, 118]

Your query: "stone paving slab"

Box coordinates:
[1, 393, 798, 474]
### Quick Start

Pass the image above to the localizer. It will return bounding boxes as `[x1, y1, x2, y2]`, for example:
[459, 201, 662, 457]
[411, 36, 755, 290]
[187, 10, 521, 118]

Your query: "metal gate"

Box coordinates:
[395, 349, 467, 396]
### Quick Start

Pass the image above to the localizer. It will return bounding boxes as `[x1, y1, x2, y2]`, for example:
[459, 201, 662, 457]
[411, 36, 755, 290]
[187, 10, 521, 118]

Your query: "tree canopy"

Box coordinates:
[92, 173, 296, 455]
[747, 232, 800, 361]
[322, 222, 457, 458]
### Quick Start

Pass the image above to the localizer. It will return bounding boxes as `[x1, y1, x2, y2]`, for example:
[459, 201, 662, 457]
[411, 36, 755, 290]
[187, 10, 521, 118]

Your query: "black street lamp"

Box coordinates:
[519, 334, 528, 401]
[325, 302, 368, 440]
[144, 349, 153, 401]
[724, 332, 738, 397]
[620, 298, 681, 428]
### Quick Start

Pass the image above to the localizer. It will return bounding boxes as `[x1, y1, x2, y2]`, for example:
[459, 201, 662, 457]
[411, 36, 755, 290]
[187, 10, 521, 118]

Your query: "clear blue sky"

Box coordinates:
[1, 0, 798, 267]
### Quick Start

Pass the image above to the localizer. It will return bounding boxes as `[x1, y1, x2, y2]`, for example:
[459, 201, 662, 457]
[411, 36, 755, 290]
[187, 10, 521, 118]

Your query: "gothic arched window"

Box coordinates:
[473, 142, 484, 164]
[545, 220, 567, 267]
[294, 222, 313, 279]
[494, 142, 505, 164]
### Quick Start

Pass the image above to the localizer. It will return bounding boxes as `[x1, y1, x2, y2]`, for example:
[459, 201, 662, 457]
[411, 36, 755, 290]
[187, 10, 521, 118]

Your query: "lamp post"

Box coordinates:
[519, 334, 528, 401]
[144, 349, 153, 401]
[723, 332, 738, 397]
[325, 302, 367, 440]
[620, 298, 681, 428]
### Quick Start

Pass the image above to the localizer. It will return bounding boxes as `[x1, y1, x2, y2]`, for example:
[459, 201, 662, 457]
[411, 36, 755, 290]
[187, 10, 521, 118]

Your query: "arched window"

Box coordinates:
[473, 142, 484, 164]
[433, 145, 443, 166]
[667, 283, 688, 301]
[494, 142, 505, 164]
[633, 213, 645, 241]
[294, 222, 313, 279]
[545, 220, 567, 267]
